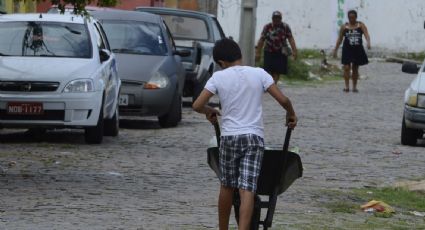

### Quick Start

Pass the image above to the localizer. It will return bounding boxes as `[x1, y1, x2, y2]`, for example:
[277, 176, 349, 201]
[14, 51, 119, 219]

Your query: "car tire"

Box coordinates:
[401, 116, 419, 146]
[159, 90, 182, 128]
[104, 103, 119, 137]
[85, 106, 104, 144]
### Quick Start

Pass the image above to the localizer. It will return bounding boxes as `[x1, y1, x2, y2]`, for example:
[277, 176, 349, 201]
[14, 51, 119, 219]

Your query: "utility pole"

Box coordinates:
[239, 0, 257, 66]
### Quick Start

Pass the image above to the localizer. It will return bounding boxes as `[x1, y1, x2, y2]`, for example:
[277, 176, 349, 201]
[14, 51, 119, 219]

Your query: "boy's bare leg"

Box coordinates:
[238, 189, 255, 230]
[219, 185, 234, 230]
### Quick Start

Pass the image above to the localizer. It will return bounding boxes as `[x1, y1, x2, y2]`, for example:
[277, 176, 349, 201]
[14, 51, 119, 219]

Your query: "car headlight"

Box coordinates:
[407, 94, 418, 107]
[63, 79, 94, 93]
[144, 72, 169, 89]
[418, 94, 425, 108]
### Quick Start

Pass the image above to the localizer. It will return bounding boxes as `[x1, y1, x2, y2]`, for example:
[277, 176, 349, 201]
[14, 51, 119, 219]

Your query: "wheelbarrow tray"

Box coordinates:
[207, 147, 303, 196]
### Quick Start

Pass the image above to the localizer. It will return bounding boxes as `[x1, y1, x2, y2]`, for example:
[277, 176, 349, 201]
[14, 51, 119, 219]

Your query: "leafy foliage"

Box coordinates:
[42, 0, 118, 15]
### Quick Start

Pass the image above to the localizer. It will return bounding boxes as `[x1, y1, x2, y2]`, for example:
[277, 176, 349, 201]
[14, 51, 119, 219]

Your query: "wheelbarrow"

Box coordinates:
[207, 122, 303, 230]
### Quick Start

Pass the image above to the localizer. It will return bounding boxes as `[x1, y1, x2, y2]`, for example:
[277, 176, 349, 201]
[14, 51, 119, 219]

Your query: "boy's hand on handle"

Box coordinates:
[206, 107, 221, 124]
[286, 114, 297, 129]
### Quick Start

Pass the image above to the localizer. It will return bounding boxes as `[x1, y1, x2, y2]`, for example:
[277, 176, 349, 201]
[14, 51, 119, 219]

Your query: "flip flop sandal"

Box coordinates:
[343, 88, 349, 92]
[353, 89, 359, 93]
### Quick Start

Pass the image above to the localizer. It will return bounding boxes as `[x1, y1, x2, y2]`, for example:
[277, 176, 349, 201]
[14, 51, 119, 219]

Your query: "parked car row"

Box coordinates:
[0, 7, 226, 143]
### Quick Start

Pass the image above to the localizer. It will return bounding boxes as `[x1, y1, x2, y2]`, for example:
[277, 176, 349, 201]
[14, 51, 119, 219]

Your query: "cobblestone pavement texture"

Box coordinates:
[0, 61, 424, 229]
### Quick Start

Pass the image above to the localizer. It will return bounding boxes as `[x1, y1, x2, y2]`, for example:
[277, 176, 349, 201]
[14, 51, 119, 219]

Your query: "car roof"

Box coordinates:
[0, 13, 87, 24]
[135, 7, 216, 19]
[90, 9, 161, 24]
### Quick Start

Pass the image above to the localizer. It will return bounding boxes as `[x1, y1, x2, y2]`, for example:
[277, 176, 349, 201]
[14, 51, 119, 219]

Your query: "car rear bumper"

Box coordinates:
[119, 83, 174, 117]
[404, 105, 425, 129]
[0, 91, 103, 128]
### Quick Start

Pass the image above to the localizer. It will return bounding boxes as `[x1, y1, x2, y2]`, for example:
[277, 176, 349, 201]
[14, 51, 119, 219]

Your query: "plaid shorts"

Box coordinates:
[219, 134, 264, 192]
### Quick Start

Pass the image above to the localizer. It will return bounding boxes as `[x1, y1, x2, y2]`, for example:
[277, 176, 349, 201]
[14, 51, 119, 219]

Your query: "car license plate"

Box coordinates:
[7, 102, 43, 115]
[119, 94, 129, 106]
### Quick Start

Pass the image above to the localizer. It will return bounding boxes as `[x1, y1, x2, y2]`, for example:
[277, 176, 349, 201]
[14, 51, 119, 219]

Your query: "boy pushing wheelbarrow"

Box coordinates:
[193, 38, 298, 230]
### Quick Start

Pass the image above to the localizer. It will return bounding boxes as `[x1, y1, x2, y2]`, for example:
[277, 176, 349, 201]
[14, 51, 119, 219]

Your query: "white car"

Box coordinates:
[0, 14, 121, 144]
[401, 62, 425, 145]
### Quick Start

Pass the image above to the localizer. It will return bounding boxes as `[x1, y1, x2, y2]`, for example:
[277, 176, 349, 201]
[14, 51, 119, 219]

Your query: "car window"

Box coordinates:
[212, 18, 225, 40]
[93, 23, 107, 50]
[160, 15, 209, 41]
[163, 21, 176, 52]
[101, 20, 167, 56]
[0, 21, 92, 58]
[94, 22, 110, 50]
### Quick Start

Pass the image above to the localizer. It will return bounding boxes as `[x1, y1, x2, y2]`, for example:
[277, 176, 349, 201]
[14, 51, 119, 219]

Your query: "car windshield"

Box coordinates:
[160, 15, 209, 41]
[101, 20, 167, 56]
[0, 21, 91, 58]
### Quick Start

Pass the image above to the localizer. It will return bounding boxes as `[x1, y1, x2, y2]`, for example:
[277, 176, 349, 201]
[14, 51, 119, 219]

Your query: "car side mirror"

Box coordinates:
[173, 49, 191, 57]
[402, 61, 420, 74]
[99, 49, 111, 62]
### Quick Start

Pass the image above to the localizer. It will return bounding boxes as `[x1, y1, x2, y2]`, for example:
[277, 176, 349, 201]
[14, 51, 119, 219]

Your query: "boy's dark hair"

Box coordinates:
[213, 38, 242, 64]
[347, 10, 357, 18]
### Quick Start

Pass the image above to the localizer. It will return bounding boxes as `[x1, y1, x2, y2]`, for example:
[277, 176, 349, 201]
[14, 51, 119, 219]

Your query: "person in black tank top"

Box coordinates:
[333, 10, 371, 93]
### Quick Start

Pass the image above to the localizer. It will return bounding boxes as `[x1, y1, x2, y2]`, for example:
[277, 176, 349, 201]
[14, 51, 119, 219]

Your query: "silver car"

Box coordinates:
[0, 14, 121, 144]
[91, 10, 188, 128]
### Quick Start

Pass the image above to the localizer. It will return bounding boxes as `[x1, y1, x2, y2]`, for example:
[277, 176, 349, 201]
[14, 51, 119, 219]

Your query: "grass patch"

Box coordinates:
[326, 201, 358, 214]
[353, 187, 425, 212]
[286, 58, 310, 80]
[394, 52, 425, 61]
[299, 49, 323, 59]
[321, 187, 425, 216]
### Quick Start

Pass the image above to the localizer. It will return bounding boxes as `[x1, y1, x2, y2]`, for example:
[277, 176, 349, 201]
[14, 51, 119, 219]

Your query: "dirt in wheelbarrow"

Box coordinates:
[0, 61, 424, 229]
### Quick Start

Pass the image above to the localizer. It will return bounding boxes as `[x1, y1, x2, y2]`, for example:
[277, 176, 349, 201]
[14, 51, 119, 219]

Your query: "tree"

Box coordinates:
[44, 0, 118, 14]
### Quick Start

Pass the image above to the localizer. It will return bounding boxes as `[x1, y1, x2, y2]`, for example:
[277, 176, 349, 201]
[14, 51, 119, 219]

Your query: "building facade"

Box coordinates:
[218, 0, 425, 53]
[0, 0, 37, 13]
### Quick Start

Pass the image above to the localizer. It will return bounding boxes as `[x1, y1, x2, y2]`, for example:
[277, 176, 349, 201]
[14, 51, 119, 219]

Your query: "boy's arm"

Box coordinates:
[266, 84, 297, 128]
[192, 89, 221, 123]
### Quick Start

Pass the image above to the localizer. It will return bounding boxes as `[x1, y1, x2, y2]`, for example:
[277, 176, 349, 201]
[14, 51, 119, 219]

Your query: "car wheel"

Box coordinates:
[104, 103, 119, 137]
[158, 91, 182, 128]
[401, 116, 419, 146]
[85, 106, 104, 144]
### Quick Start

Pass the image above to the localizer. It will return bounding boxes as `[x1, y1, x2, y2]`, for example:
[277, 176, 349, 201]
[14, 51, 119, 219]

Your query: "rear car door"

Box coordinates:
[93, 21, 118, 117]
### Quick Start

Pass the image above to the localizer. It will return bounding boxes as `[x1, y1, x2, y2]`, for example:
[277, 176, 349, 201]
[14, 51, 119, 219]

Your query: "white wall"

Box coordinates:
[217, 0, 425, 52]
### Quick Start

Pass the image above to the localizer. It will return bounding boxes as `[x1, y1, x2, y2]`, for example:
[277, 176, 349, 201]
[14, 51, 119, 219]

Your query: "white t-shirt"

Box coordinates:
[205, 65, 274, 138]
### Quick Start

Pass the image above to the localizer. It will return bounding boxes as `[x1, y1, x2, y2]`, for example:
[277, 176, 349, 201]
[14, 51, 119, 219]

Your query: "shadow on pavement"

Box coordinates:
[0, 129, 84, 144]
[119, 119, 161, 130]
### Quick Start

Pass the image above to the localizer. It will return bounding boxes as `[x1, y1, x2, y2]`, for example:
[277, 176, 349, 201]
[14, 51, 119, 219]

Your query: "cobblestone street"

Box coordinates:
[0, 61, 424, 229]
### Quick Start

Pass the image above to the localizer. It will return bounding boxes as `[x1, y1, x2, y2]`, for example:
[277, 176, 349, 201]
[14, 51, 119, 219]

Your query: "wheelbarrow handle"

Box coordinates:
[214, 122, 221, 146]
[283, 127, 292, 153]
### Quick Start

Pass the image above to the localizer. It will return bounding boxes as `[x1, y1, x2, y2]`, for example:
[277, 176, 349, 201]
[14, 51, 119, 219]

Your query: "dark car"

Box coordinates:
[135, 7, 226, 101]
[91, 10, 189, 128]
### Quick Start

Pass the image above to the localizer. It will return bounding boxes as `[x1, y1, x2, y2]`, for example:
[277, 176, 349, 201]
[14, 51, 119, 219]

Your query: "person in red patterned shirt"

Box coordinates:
[255, 11, 297, 84]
